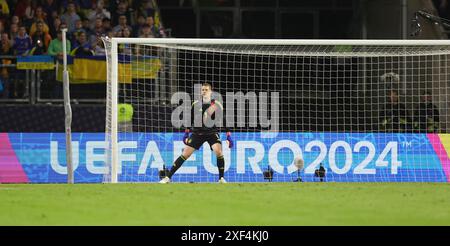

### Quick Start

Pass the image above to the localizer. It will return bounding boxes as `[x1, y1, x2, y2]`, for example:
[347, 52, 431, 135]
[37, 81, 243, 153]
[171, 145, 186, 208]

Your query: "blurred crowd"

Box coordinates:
[0, 0, 167, 58]
[0, 0, 168, 99]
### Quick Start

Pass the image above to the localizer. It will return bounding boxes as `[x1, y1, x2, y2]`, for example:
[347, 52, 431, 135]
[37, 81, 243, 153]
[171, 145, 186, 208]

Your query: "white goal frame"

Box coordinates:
[105, 38, 450, 183]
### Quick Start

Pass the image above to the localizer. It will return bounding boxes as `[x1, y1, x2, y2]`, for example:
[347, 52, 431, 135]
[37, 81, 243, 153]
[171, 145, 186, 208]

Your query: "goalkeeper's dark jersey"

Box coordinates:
[190, 99, 224, 135]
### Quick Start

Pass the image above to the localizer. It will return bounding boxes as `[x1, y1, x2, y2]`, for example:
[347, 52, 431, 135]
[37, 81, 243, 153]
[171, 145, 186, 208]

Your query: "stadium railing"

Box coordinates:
[0, 55, 106, 105]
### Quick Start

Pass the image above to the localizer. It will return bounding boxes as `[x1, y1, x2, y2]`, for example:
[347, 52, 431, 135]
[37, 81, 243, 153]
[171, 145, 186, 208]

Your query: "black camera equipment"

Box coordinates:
[314, 163, 326, 182]
[263, 166, 274, 182]
[158, 165, 170, 180]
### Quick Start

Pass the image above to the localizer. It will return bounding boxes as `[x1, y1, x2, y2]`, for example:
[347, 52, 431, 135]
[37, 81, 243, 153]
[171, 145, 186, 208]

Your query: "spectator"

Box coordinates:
[12, 26, 32, 98]
[0, 1, 9, 25]
[42, 0, 59, 25]
[132, 14, 146, 37]
[146, 15, 166, 38]
[49, 16, 61, 38]
[69, 19, 84, 46]
[122, 25, 132, 38]
[9, 23, 19, 44]
[92, 36, 105, 55]
[414, 91, 440, 133]
[112, 14, 132, 34]
[0, 33, 11, 51]
[71, 31, 93, 56]
[136, 24, 156, 55]
[90, 17, 104, 42]
[139, 23, 154, 38]
[14, 0, 32, 19]
[60, 0, 91, 10]
[72, 19, 86, 36]
[0, 20, 4, 34]
[47, 26, 71, 59]
[118, 26, 132, 54]
[29, 7, 50, 37]
[0, 0, 10, 16]
[8, 17, 20, 43]
[145, 15, 154, 30]
[30, 36, 46, 55]
[105, 29, 114, 39]
[23, 0, 37, 28]
[112, 0, 133, 26]
[82, 17, 92, 34]
[136, 0, 155, 20]
[61, 2, 81, 33]
[380, 89, 411, 132]
[13, 25, 32, 56]
[11, 15, 21, 26]
[30, 21, 52, 55]
[0, 33, 13, 99]
[102, 17, 111, 33]
[87, 0, 111, 30]
[32, 6, 47, 22]
[79, 0, 94, 10]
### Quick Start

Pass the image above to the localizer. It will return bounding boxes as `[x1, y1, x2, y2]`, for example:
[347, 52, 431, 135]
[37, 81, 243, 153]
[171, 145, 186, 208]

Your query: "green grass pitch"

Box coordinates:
[1, 183, 449, 225]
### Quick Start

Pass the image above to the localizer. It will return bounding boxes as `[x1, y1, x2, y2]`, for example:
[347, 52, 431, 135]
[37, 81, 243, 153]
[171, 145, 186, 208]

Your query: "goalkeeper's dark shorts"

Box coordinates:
[186, 132, 221, 150]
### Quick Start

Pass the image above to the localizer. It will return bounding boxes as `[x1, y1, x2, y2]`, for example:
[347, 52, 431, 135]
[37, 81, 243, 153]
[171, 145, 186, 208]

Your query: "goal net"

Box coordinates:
[103, 38, 450, 183]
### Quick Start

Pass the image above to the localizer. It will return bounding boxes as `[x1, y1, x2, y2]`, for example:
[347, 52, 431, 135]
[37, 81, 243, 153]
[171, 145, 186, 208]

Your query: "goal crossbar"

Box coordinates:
[110, 38, 450, 46]
[104, 38, 450, 183]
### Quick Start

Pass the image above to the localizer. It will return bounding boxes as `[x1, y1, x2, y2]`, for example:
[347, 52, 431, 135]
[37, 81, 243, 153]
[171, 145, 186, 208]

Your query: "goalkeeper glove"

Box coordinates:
[183, 129, 190, 145]
[226, 132, 233, 148]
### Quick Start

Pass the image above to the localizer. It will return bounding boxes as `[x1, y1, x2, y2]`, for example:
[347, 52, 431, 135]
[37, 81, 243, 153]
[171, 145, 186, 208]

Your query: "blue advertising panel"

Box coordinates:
[1, 133, 448, 183]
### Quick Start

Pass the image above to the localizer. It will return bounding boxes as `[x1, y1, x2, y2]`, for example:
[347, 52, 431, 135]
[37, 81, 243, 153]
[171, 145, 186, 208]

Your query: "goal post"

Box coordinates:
[62, 28, 73, 184]
[103, 38, 450, 183]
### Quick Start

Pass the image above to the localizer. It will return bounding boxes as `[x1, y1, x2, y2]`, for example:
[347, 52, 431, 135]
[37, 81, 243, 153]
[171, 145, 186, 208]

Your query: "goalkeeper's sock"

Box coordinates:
[168, 155, 187, 178]
[217, 155, 225, 179]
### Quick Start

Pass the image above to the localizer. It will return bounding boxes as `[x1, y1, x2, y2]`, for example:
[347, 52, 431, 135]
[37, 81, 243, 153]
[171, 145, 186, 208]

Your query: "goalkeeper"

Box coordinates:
[160, 83, 233, 183]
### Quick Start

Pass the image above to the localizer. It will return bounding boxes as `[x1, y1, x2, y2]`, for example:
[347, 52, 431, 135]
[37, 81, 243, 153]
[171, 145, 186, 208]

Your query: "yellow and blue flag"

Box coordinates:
[16, 55, 55, 70]
[56, 55, 161, 84]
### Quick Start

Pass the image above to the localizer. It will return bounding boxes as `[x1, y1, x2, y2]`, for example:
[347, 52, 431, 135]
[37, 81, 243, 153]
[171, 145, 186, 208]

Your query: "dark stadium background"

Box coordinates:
[0, 0, 445, 132]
